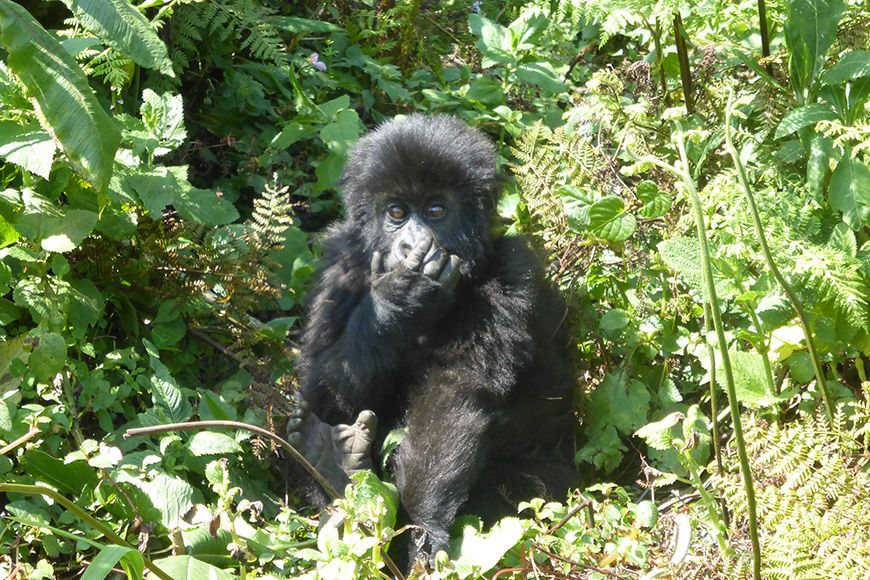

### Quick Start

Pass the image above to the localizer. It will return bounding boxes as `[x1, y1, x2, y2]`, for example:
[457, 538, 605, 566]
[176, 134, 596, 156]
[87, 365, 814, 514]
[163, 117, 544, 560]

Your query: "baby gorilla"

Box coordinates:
[288, 114, 576, 565]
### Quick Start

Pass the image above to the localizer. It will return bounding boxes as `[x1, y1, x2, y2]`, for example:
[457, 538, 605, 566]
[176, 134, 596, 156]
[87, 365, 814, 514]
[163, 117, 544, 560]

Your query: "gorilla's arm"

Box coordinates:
[394, 238, 543, 560]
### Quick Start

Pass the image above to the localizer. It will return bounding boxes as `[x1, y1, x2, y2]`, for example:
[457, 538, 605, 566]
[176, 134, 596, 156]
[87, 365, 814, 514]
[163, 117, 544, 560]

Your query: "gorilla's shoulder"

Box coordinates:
[492, 235, 546, 281]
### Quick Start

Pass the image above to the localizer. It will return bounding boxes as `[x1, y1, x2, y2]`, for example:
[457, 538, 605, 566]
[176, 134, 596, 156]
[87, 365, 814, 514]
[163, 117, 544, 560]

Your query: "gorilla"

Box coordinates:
[287, 114, 576, 564]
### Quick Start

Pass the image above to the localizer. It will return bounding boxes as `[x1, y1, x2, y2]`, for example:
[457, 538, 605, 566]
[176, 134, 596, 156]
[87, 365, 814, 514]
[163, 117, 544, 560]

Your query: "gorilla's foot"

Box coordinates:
[286, 402, 377, 493]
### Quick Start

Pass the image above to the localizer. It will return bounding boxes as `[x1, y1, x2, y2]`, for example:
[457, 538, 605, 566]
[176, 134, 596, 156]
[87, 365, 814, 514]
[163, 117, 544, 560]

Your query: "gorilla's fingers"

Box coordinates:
[437, 255, 461, 290]
[371, 251, 385, 277]
[422, 248, 448, 278]
[404, 236, 434, 271]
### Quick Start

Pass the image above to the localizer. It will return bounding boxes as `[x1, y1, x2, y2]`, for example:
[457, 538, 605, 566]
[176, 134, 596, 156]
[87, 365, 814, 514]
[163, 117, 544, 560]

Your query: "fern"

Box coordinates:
[712, 411, 870, 579]
[170, 0, 287, 74]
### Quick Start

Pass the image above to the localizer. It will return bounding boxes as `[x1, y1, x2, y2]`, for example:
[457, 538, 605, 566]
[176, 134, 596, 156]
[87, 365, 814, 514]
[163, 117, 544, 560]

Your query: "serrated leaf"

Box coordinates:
[821, 50, 870, 85]
[829, 156, 870, 229]
[41, 209, 98, 252]
[0, 0, 120, 192]
[29, 330, 67, 382]
[19, 450, 98, 496]
[140, 89, 186, 154]
[719, 349, 777, 408]
[147, 356, 192, 423]
[468, 13, 513, 67]
[634, 412, 682, 451]
[188, 432, 243, 456]
[774, 103, 837, 139]
[60, 0, 174, 77]
[559, 185, 595, 231]
[0, 214, 18, 248]
[636, 180, 672, 219]
[588, 196, 636, 242]
[0, 121, 56, 178]
[453, 516, 524, 574]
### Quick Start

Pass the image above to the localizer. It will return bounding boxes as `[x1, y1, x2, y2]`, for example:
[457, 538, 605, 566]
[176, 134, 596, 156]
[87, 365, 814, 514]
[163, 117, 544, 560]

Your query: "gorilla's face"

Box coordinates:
[380, 193, 454, 271]
[340, 115, 499, 277]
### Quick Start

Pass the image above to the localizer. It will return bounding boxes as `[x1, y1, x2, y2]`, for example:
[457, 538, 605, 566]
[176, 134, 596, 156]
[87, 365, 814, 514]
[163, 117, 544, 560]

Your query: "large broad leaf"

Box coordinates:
[82, 545, 144, 580]
[150, 556, 234, 580]
[636, 180, 672, 219]
[468, 13, 513, 68]
[19, 450, 99, 496]
[60, 0, 174, 77]
[829, 156, 870, 229]
[0, 0, 120, 192]
[0, 121, 56, 178]
[514, 61, 566, 94]
[784, 0, 846, 98]
[821, 50, 870, 85]
[588, 196, 636, 243]
[774, 103, 837, 139]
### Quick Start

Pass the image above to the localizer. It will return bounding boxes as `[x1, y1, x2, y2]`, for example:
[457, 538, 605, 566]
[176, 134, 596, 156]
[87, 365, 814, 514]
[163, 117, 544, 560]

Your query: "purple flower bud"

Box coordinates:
[308, 52, 327, 72]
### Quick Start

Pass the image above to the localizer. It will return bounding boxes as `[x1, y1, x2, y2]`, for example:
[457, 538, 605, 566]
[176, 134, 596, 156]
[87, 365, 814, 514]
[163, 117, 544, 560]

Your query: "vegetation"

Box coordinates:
[0, 0, 868, 578]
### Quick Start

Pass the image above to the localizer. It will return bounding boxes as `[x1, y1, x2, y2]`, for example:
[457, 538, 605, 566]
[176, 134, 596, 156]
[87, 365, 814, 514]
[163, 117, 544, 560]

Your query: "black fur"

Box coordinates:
[296, 114, 576, 559]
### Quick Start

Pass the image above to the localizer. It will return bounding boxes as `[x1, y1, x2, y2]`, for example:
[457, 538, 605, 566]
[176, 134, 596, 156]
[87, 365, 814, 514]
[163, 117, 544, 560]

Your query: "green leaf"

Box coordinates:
[188, 432, 243, 456]
[600, 308, 630, 332]
[784, 0, 846, 96]
[0, 0, 120, 192]
[829, 156, 870, 229]
[59, 0, 174, 77]
[559, 185, 595, 231]
[636, 180, 672, 219]
[41, 209, 98, 253]
[508, 7, 548, 49]
[125, 166, 181, 216]
[0, 214, 18, 248]
[588, 196, 636, 242]
[29, 331, 67, 382]
[514, 62, 566, 94]
[349, 471, 400, 529]
[774, 103, 837, 139]
[19, 450, 99, 496]
[140, 89, 186, 154]
[821, 50, 870, 85]
[319, 108, 363, 156]
[658, 237, 703, 293]
[174, 184, 239, 226]
[452, 517, 524, 575]
[586, 373, 651, 436]
[151, 556, 234, 580]
[468, 13, 513, 68]
[147, 354, 193, 423]
[273, 15, 341, 34]
[82, 544, 144, 580]
[718, 349, 779, 408]
[0, 121, 56, 179]
[634, 412, 682, 451]
[69, 278, 105, 329]
[466, 77, 504, 106]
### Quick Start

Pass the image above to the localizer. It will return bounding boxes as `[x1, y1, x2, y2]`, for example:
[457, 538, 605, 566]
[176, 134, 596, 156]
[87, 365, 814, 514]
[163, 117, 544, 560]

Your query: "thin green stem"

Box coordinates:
[0, 483, 174, 580]
[703, 302, 725, 473]
[673, 12, 694, 114]
[724, 90, 836, 425]
[674, 125, 761, 579]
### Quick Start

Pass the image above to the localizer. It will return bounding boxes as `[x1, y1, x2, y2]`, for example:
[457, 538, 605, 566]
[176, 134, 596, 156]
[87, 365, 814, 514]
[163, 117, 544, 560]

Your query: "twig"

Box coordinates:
[124, 419, 340, 500]
[534, 546, 621, 577]
[0, 427, 40, 456]
[0, 483, 173, 580]
[546, 499, 591, 535]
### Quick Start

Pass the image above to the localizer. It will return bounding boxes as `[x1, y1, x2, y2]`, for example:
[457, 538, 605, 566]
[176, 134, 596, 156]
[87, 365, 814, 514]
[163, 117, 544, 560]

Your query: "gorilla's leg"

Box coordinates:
[393, 387, 492, 565]
[286, 401, 377, 494]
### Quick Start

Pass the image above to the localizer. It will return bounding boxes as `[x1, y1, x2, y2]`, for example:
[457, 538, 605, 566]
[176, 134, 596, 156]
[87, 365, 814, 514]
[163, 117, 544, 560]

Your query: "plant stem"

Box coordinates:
[674, 126, 761, 579]
[673, 12, 694, 114]
[703, 302, 725, 473]
[0, 483, 174, 580]
[724, 90, 836, 425]
[757, 0, 771, 66]
[124, 419, 341, 500]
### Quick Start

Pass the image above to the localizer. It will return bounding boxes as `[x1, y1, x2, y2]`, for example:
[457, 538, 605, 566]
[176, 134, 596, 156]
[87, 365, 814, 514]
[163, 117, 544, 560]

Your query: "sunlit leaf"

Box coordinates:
[0, 0, 120, 191]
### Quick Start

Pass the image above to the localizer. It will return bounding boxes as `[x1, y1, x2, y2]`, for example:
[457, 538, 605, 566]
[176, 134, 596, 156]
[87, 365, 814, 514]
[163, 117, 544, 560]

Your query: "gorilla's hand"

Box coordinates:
[370, 236, 460, 327]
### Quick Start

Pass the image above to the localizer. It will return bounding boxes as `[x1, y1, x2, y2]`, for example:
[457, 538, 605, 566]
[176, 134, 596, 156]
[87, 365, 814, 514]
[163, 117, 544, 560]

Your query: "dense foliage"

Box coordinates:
[0, 0, 868, 578]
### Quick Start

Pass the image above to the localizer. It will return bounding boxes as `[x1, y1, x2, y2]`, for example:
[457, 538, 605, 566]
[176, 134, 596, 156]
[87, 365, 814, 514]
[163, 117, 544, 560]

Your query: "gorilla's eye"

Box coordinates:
[386, 203, 408, 221]
[426, 203, 446, 220]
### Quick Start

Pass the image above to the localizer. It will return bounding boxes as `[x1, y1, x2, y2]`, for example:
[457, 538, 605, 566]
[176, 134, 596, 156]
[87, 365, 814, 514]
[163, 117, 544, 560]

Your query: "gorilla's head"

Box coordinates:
[340, 115, 499, 276]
